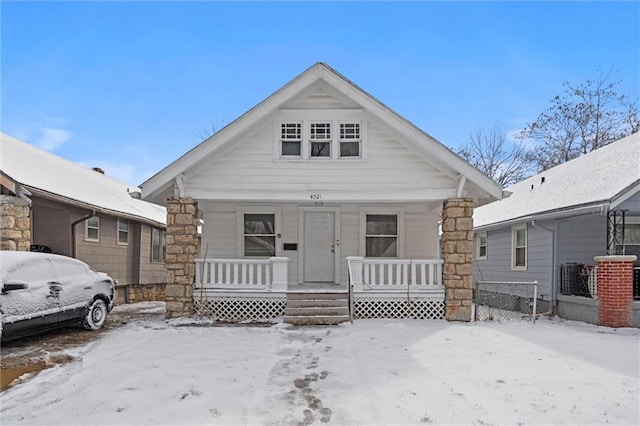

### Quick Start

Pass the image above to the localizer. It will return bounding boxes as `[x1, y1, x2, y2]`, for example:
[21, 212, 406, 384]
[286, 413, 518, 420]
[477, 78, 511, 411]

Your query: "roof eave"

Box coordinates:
[474, 201, 611, 232]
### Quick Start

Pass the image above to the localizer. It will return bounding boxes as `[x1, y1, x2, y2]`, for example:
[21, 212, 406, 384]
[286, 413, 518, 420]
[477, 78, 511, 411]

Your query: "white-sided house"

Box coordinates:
[141, 62, 502, 323]
[473, 132, 640, 326]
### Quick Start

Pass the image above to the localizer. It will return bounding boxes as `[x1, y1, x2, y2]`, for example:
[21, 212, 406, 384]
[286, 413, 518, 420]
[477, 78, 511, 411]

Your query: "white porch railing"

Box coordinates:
[347, 256, 443, 292]
[194, 257, 288, 291]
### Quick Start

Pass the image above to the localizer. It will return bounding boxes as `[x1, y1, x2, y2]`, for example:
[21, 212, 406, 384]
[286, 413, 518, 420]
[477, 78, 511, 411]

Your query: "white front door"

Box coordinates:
[304, 211, 335, 282]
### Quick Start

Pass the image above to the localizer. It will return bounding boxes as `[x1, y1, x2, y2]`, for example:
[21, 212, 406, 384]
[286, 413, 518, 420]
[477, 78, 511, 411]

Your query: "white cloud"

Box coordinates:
[36, 128, 73, 151]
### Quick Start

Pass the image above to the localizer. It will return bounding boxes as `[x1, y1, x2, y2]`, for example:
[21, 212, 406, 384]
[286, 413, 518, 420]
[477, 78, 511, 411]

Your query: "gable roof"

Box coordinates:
[474, 132, 640, 229]
[0, 132, 166, 226]
[140, 62, 503, 204]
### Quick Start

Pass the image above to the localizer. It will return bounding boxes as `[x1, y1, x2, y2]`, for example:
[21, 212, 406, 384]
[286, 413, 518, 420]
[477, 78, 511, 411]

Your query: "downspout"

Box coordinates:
[71, 210, 96, 258]
[531, 220, 556, 315]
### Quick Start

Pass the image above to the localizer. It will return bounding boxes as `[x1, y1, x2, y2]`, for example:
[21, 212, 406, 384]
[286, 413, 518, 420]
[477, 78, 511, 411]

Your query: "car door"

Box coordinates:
[49, 257, 94, 322]
[1, 257, 59, 337]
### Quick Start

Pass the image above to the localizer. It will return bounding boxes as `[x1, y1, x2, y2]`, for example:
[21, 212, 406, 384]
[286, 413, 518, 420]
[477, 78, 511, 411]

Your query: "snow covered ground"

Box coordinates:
[1, 305, 638, 425]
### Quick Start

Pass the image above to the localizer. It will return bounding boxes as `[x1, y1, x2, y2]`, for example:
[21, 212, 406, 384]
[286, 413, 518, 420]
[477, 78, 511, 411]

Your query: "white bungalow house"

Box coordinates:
[140, 62, 502, 323]
[473, 132, 640, 326]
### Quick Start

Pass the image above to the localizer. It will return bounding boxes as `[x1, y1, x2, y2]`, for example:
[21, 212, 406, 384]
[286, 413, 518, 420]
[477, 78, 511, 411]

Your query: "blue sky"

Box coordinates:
[2, 1, 638, 186]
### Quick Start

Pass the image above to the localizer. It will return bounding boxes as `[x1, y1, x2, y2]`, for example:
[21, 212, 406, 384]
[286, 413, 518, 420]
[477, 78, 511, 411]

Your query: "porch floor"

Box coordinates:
[287, 283, 348, 292]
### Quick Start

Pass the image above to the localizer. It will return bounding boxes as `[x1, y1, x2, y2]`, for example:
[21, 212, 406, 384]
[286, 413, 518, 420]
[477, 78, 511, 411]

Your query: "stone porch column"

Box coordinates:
[442, 198, 474, 321]
[0, 195, 31, 251]
[165, 197, 199, 319]
[595, 255, 637, 328]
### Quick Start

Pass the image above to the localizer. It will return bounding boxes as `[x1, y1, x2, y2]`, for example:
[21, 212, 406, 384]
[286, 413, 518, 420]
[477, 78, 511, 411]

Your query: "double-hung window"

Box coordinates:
[117, 218, 129, 245]
[511, 224, 527, 270]
[366, 214, 398, 258]
[244, 213, 276, 257]
[477, 232, 487, 260]
[310, 122, 331, 158]
[281, 123, 301, 157]
[85, 216, 100, 242]
[151, 227, 166, 263]
[339, 123, 360, 157]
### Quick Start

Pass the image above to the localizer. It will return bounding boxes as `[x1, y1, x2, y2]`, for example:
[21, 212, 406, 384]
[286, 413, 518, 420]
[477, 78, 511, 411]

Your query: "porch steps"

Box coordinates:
[284, 292, 350, 326]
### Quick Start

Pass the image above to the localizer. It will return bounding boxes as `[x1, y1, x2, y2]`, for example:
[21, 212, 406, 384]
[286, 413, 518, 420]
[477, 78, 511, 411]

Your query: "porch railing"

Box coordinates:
[346, 257, 443, 291]
[194, 257, 288, 291]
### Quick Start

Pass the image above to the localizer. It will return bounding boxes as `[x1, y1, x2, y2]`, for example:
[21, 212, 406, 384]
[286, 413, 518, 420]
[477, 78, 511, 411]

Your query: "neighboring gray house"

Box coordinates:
[473, 132, 640, 325]
[0, 132, 168, 303]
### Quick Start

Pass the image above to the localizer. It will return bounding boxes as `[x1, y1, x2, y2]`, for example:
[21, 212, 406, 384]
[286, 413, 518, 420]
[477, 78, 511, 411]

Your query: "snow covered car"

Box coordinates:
[0, 251, 115, 342]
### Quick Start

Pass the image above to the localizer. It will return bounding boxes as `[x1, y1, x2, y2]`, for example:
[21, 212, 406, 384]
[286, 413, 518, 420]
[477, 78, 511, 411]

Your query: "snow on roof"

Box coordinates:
[474, 132, 640, 228]
[0, 132, 166, 226]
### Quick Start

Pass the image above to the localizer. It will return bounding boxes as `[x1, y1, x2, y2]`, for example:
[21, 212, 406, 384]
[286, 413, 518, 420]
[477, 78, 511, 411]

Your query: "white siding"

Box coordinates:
[185, 120, 457, 202]
[199, 202, 440, 284]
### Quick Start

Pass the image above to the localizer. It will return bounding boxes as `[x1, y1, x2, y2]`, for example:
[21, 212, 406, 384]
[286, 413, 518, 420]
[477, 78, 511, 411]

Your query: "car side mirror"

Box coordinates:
[2, 281, 29, 294]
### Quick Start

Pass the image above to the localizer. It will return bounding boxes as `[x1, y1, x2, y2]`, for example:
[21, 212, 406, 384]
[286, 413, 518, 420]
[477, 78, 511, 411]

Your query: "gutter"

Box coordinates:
[71, 210, 96, 258]
[25, 185, 166, 228]
[474, 202, 610, 232]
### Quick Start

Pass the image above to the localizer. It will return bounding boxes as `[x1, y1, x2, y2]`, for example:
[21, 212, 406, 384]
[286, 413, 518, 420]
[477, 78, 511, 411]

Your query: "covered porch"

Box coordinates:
[192, 256, 445, 321]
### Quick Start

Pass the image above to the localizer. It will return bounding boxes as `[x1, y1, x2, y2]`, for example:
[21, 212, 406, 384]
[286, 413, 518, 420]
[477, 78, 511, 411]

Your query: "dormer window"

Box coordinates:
[339, 123, 360, 157]
[310, 122, 331, 158]
[281, 123, 301, 156]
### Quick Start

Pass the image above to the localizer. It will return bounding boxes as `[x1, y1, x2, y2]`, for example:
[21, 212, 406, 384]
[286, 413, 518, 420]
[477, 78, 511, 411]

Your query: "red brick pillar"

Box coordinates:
[165, 197, 199, 319]
[594, 255, 637, 328]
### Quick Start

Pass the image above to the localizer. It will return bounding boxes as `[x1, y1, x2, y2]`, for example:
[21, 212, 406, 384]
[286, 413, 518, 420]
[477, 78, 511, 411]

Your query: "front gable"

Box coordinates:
[141, 63, 502, 205]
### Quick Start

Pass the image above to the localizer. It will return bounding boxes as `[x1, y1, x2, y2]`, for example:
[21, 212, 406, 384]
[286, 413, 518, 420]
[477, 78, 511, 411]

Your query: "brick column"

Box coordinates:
[0, 195, 31, 251]
[594, 255, 637, 328]
[165, 197, 199, 319]
[442, 198, 474, 321]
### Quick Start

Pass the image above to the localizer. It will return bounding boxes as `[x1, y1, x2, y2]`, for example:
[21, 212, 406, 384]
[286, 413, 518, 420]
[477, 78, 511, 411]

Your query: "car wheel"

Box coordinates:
[83, 299, 108, 330]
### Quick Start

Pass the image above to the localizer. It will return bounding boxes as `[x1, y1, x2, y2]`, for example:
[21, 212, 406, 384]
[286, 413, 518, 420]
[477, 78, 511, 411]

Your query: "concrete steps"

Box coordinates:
[284, 292, 350, 326]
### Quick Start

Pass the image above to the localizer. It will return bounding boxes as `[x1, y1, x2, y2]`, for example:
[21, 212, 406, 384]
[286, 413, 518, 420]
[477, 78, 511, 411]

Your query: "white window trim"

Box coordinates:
[477, 231, 487, 260]
[277, 121, 302, 159]
[359, 209, 405, 258]
[151, 227, 166, 263]
[236, 208, 282, 258]
[511, 224, 527, 271]
[274, 114, 367, 162]
[117, 218, 129, 245]
[309, 121, 333, 159]
[85, 216, 99, 242]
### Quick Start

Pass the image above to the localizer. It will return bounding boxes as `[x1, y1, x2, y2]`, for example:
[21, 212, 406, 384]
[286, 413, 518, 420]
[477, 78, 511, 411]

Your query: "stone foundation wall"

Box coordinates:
[0, 195, 31, 251]
[165, 197, 199, 318]
[442, 198, 474, 321]
[115, 283, 167, 305]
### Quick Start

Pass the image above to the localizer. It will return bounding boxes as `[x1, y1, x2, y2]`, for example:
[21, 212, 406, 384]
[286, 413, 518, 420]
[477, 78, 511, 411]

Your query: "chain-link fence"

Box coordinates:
[474, 281, 538, 321]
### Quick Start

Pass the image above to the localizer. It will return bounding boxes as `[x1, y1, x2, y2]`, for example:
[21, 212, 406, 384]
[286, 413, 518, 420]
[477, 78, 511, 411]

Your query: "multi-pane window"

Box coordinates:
[310, 122, 331, 157]
[244, 214, 276, 257]
[512, 225, 527, 270]
[477, 232, 487, 260]
[151, 227, 167, 263]
[281, 123, 301, 156]
[118, 219, 129, 245]
[366, 214, 398, 258]
[85, 216, 99, 242]
[339, 123, 360, 157]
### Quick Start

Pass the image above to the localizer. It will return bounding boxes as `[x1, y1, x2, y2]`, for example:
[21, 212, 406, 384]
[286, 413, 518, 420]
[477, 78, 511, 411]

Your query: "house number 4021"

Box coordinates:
[310, 193, 322, 200]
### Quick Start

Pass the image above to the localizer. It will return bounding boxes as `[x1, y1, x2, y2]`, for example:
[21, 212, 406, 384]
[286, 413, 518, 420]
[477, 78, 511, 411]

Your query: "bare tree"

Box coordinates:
[458, 125, 532, 186]
[517, 68, 639, 171]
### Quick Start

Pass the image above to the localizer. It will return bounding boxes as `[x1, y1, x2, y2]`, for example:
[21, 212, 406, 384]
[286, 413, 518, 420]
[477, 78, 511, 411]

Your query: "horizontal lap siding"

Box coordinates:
[199, 203, 440, 285]
[186, 122, 455, 197]
[557, 215, 606, 266]
[201, 208, 236, 258]
[474, 225, 553, 299]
